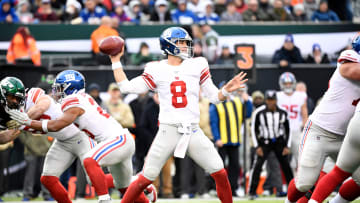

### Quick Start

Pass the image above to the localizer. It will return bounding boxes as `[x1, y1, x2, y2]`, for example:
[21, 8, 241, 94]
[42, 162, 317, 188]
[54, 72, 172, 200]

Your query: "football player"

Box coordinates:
[110, 27, 248, 203]
[7, 70, 155, 203]
[0, 77, 24, 143]
[309, 36, 360, 203]
[285, 35, 360, 203]
[22, 87, 95, 203]
[277, 71, 308, 170]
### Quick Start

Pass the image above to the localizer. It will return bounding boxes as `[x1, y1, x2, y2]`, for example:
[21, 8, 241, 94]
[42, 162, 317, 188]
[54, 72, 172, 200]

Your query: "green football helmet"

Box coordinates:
[0, 77, 26, 110]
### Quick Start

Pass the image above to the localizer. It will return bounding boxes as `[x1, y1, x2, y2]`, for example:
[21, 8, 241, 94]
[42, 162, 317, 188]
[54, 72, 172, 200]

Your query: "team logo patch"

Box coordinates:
[65, 73, 75, 82]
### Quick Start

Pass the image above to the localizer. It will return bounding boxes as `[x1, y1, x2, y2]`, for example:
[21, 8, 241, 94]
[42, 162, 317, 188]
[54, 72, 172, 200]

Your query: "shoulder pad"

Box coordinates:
[338, 50, 360, 63]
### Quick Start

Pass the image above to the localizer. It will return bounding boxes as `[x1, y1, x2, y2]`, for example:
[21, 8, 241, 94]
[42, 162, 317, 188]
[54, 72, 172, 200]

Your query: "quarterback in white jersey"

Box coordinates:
[277, 72, 308, 169]
[23, 87, 94, 203]
[286, 37, 360, 203]
[110, 27, 247, 203]
[7, 71, 155, 203]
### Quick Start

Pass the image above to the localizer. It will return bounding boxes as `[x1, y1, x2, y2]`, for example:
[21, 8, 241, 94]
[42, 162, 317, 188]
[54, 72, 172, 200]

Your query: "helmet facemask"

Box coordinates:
[52, 82, 70, 102]
[164, 38, 193, 59]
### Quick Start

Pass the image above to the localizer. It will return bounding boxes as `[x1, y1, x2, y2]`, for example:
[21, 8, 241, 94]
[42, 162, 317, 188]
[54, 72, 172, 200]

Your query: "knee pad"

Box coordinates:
[295, 179, 314, 192]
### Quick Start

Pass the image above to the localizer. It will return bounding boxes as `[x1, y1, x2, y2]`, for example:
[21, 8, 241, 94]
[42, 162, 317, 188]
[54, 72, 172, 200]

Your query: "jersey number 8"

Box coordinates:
[170, 81, 187, 108]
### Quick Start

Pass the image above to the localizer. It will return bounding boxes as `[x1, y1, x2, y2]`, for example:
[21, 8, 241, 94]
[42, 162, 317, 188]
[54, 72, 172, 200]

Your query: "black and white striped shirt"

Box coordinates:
[251, 104, 290, 148]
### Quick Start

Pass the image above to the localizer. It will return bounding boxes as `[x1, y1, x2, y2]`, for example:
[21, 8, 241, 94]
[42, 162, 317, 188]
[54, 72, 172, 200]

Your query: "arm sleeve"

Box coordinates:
[251, 110, 261, 148]
[118, 76, 150, 94]
[209, 104, 220, 141]
[61, 96, 84, 112]
[338, 50, 360, 63]
[201, 78, 220, 104]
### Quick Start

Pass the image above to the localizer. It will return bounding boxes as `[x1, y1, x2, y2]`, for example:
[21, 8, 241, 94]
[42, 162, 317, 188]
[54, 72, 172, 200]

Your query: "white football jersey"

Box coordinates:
[277, 91, 307, 132]
[142, 57, 213, 124]
[310, 49, 360, 135]
[25, 88, 80, 141]
[61, 92, 126, 142]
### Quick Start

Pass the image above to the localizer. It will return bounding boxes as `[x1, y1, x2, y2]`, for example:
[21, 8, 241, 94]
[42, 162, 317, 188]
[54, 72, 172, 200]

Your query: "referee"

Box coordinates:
[248, 90, 293, 199]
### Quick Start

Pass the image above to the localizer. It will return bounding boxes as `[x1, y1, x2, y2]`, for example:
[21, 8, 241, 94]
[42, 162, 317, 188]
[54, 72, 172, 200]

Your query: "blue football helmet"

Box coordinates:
[352, 35, 360, 54]
[52, 70, 85, 101]
[279, 72, 297, 94]
[159, 27, 193, 59]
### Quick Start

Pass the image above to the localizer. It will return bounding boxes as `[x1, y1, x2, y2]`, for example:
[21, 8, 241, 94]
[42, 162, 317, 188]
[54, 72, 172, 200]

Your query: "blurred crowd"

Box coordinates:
[6, 22, 351, 68]
[0, 0, 358, 25]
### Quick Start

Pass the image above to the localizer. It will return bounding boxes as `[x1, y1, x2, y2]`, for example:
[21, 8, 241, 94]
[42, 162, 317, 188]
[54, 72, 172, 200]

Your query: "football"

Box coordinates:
[99, 36, 124, 56]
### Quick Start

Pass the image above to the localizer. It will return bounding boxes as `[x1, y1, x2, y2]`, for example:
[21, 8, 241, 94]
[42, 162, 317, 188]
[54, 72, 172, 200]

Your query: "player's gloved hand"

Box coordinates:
[6, 120, 21, 129]
[6, 109, 32, 126]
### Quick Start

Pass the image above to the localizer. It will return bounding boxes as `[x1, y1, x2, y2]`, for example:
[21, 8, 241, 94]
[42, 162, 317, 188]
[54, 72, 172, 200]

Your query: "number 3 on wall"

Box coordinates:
[170, 81, 188, 108]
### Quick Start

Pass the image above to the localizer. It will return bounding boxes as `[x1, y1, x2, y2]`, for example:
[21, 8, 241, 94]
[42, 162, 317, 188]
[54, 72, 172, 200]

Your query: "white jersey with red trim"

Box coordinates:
[25, 88, 80, 141]
[142, 57, 214, 124]
[310, 49, 360, 135]
[61, 92, 126, 142]
[276, 91, 307, 132]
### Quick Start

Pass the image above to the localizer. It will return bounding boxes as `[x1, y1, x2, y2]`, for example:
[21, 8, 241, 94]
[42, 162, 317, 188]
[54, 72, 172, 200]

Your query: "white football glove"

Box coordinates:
[6, 109, 32, 126]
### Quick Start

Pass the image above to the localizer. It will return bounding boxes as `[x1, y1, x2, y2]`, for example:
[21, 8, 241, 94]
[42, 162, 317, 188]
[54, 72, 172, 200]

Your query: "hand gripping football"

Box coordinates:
[99, 36, 124, 56]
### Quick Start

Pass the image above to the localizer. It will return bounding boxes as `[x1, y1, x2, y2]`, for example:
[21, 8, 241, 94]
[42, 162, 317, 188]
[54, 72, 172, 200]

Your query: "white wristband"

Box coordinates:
[112, 61, 123, 70]
[42, 120, 49, 133]
[221, 87, 231, 97]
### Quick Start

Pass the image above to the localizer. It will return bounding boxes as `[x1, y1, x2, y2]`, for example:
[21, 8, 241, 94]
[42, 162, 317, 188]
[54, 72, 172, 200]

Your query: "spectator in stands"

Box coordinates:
[130, 42, 156, 66]
[216, 44, 234, 65]
[186, 0, 204, 15]
[191, 24, 203, 41]
[61, 0, 82, 23]
[353, 0, 360, 22]
[270, 0, 293, 21]
[103, 83, 134, 128]
[303, 0, 318, 19]
[87, 83, 102, 104]
[201, 24, 219, 64]
[34, 0, 59, 22]
[234, 0, 247, 14]
[139, 0, 154, 19]
[16, 0, 33, 24]
[220, 1, 242, 22]
[214, 0, 227, 16]
[91, 16, 119, 65]
[283, 0, 293, 15]
[168, 0, 178, 11]
[127, 0, 148, 24]
[292, 3, 307, 21]
[0, 0, 19, 23]
[171, 0, 198, 24]
[193, 40, 203, 57]
[111, 1, 131, 24]
[242, 0, 271, 21]
[257, 0, 273, 20]
[305, 43, 330, 64]
[80, 0, 106, 24]
[272, 34, 304, 68]
[149, 0, 172, 23]
[311, 0, 339, 22]
[198, 1, 220, 24]
[6, 27, 41, 66]
[296, 81, 315, 115]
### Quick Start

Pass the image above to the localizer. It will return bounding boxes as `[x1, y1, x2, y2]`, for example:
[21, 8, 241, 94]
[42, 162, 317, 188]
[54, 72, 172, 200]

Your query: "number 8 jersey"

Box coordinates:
[141, 57, 219, 124]
[61, 92, 126, 142]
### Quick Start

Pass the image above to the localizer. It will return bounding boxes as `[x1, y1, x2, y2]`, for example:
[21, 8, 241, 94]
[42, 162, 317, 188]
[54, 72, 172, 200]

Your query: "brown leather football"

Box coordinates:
[99, 36, 124, 56]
